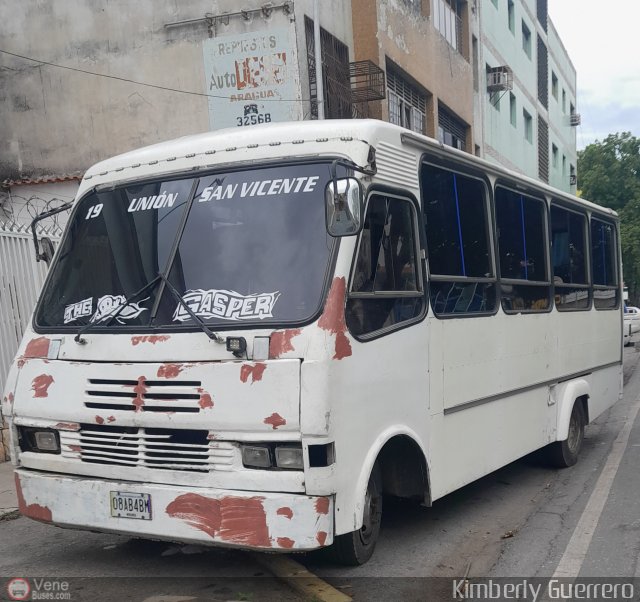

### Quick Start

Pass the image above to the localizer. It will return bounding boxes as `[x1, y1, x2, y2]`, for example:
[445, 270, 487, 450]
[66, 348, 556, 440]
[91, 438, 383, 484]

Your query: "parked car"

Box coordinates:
[624, 305, 640, 344]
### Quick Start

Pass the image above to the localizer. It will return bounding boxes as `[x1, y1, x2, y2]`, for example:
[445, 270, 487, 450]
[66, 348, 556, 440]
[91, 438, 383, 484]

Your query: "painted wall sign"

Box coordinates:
[202, 27, 301, 130]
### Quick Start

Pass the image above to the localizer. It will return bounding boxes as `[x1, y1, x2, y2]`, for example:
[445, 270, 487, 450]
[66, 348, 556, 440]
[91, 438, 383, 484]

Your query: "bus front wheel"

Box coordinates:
[547, 401, 586, 468]
[330, 464, 382, 565]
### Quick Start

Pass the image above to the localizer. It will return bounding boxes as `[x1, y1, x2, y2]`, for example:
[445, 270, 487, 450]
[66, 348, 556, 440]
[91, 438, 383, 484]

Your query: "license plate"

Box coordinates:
[110, 491, 152, 520]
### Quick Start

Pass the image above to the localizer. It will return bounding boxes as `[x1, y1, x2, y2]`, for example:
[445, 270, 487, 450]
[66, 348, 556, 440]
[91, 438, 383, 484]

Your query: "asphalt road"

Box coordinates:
[1, 344, 639, 601]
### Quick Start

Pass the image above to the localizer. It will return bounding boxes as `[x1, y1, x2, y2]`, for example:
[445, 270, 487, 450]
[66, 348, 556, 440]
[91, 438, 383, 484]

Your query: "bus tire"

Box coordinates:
[547, 401, 586, 468]
[330, 463, 382, 566]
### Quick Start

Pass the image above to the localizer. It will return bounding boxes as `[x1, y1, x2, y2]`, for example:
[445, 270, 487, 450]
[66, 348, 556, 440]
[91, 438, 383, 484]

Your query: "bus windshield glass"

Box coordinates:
[36, 163, 336, 330]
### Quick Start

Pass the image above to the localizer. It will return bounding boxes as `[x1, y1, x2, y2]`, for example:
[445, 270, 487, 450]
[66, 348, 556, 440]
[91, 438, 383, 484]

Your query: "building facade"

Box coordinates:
[479, 0, 578, 193]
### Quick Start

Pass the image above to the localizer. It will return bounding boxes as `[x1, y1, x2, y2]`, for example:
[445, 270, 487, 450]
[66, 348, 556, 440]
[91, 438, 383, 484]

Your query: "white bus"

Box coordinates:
[1, 120, 622, 565]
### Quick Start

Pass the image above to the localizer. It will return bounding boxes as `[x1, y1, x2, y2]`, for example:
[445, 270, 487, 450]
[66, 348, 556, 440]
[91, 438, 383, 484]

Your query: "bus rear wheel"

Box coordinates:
[547, 401, 586, 468]
[330, 464, 382, 566]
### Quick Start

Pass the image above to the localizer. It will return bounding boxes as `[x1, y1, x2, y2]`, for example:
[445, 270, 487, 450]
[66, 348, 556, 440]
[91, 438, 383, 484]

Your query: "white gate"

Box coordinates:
[0, 223, 60, 391]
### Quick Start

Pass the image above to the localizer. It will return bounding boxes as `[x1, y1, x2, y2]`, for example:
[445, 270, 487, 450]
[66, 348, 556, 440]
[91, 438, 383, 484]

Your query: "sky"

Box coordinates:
[547, 0, 640, 149]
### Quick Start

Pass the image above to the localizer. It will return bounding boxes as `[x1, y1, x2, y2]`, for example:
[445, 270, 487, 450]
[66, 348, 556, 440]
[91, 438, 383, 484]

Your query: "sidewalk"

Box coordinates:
[0, 461, 17, 518]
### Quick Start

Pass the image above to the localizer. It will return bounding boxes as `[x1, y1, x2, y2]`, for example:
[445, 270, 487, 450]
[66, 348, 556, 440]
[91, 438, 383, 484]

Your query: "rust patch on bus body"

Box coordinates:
[315, 498, 330, 515]
[68, 444, 82, 452]
[24, 337, 50, 358]
[54, 422, 80, 431]
[263, 413, 286, 430]
[197, 388, 214, 410]
[107, 416, 116, 423]
[157, 364, 183, 379]
[269, 329, 302, 359]
[316, 531, 328, 546]
[165, 493, 271, 547]
[318, 277, 352, 360]
[131, 335, 170, 346]
[240, 363, 267, 384]
[132, 376, 147, 412]
[31, 375, 54, 398]
[276, 507, 293, 520]
[15, 474, 52, 523]
[95, 416, 105, 425]
[277, 537, 295, 549]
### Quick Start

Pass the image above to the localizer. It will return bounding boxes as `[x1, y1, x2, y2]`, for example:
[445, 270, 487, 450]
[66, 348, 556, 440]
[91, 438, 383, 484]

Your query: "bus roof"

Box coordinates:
[80, 119, 616, 219]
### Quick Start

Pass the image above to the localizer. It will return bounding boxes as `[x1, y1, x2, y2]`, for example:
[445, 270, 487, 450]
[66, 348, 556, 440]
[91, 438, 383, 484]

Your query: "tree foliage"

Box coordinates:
[577, 132, 640, 300]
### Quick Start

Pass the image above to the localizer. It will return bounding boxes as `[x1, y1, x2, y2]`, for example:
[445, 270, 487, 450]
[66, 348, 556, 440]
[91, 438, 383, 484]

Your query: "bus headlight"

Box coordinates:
[19, 427, 60, 454]
[241, 445, 271, 468]
[275, 446, 303, 470]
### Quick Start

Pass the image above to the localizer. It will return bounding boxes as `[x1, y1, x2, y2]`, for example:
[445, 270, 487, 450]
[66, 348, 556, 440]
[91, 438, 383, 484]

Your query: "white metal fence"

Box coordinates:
[0, 222, 61, 391]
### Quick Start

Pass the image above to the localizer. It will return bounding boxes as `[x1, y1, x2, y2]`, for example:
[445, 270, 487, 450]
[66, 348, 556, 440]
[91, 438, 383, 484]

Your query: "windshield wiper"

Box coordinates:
[156, 271, 224, 344]
[74, 276, 162, 344]
[74, 272, 224, 345]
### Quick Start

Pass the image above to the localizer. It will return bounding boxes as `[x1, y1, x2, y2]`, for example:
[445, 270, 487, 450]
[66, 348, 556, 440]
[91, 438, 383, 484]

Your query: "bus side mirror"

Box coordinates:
[325, 177, 363, 237]
[37, 237, 56, 265]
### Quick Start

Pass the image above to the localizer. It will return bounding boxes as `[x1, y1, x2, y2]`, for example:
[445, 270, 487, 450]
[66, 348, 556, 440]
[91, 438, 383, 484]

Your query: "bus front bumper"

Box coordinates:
[14, 468, 333, 551]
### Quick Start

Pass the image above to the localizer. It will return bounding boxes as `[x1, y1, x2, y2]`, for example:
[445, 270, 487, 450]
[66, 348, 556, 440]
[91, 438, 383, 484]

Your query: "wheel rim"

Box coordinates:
[567, 408, 583, 454]
[359, 477, 381, 546]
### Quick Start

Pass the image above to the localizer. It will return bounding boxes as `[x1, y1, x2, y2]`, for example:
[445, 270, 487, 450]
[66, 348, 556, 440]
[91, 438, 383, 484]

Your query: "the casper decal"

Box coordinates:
[64, 297, 93, 324]
[92, 295, 148, 324]
[173, 289, 280, 322]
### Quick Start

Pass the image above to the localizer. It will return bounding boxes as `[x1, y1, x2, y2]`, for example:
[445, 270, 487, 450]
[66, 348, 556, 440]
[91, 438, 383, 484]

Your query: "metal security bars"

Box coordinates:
[387, 66, 427, 134]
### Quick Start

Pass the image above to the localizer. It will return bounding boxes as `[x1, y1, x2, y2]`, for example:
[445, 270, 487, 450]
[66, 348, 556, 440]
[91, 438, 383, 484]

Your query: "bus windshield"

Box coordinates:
[36, 163, 336, 330]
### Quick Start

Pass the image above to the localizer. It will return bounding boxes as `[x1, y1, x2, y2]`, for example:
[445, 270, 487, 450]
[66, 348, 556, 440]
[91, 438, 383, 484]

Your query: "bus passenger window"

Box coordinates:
[496, 186, 550, 312]
[421, 163, 496, 316]
[346, 194, 424, 337]
[551, 204, 590, 310]
[591, 218, 619, 309]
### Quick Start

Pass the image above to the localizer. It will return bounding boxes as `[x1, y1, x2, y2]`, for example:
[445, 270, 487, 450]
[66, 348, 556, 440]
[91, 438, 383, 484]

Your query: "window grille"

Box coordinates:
[538, 116, 549, 183]
[386, 67, 426, 134]
[438, 104, 467, 151]
[537, 36, 548, 108]
[305, 16, 352, 119]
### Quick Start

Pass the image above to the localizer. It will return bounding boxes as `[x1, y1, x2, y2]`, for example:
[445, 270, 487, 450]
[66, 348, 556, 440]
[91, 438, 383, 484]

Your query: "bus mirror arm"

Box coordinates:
[327, 159, 374, 238]
[30, 202, 72, 264]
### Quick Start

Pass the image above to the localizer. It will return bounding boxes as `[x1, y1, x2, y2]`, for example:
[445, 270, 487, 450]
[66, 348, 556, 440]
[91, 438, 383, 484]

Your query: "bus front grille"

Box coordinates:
[59, 425, 235, 473]
[84, 378, 207, 414]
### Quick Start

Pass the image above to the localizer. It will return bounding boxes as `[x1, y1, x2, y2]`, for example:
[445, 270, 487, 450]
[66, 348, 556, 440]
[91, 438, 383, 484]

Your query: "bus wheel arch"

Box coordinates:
[550, 386, 589, 468]
[330, 432, 430, 565]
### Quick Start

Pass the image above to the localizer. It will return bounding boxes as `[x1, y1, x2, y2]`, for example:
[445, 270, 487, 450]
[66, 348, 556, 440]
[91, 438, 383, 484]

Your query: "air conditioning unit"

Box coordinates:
[487, 66, 513, 92]
[570, 113, 581, 126]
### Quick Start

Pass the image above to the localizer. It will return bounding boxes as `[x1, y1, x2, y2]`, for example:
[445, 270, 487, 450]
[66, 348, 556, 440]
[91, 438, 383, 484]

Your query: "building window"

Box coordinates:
[552, 143, 558, 169]
[523, 109, 533, 143]
[387, 65, 426, 134]
[562, 155, 566, 176]
[522, 21, 532, 58]
[508, 0, 515, 33]
[570, 101, 575, 116]
[562, 89, 566, 113]
[438, 104, 467, 151]
[304, 16, 351, 119]
[421, 162, 496, 315]
[433, 0, 463, 52]
[510, 93, 517, 127]
[570, 164, 576, 186]
[551, 72, 558, 100]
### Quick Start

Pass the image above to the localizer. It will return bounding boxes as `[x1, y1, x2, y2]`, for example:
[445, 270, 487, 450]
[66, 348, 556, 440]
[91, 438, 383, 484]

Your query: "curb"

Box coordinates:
[252, 553, 351, 602]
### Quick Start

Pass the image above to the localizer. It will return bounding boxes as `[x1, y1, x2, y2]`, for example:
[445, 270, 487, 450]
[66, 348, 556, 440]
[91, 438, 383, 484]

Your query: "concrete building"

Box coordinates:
[351, 0, 478, 154]
[479, 0, 578, 193]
